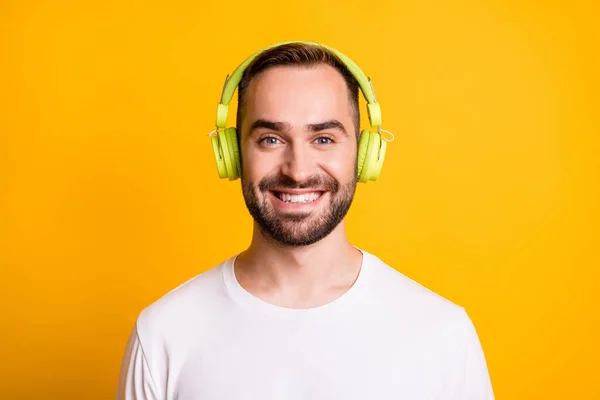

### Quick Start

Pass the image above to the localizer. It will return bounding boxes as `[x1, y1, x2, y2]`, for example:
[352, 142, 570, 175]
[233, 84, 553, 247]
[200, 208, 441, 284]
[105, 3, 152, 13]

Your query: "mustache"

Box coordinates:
[258, 174, 339, 194]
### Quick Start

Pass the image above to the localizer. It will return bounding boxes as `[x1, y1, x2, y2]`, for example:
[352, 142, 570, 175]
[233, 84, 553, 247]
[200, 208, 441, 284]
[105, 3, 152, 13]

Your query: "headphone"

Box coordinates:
[208, 41, 394, 183]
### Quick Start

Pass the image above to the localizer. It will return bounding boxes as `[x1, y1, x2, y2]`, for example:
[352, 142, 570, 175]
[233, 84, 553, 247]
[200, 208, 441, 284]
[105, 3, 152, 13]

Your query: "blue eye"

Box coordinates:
[261, 137, 281, 146]
[315, 137, 333, 144]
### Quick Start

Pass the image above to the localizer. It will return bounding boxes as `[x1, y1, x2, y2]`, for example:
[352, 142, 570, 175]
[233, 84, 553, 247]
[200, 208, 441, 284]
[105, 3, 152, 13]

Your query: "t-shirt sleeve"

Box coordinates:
[116, 323, 161, 400]
[459, 309, 495, 399]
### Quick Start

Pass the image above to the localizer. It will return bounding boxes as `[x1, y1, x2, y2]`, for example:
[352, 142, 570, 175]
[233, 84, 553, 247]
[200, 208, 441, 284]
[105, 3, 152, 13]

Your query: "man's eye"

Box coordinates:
[315, 137, 333, 145]
[260, 137, 281, 145]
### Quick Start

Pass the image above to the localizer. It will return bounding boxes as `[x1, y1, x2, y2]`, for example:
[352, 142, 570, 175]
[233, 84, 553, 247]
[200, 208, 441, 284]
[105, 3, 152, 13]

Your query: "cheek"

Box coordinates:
[325, 162, 355, 182]
[242, 145, 277, 181]
[318, 146, 358, 180]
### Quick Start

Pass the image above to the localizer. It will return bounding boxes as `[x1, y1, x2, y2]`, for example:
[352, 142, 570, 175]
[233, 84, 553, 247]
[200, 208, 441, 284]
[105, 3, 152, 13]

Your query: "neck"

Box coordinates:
[234, 220, 363, 308]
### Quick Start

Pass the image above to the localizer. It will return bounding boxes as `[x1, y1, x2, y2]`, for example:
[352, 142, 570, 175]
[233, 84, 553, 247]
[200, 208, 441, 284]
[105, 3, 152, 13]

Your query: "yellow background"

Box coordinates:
[1, 0, 598, 398]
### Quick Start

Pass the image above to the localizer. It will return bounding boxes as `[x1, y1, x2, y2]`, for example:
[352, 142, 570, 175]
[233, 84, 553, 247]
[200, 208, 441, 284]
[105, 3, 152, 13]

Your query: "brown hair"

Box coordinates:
[236, 43, 360, 139]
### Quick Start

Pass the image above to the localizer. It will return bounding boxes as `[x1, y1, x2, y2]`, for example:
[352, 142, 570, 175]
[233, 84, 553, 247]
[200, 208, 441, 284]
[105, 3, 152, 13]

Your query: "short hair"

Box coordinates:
[236, 43, 360, 139]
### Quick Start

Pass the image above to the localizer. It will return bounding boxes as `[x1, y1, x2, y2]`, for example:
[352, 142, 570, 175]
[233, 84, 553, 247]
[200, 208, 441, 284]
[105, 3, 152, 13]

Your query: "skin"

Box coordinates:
[234, 64, 364, 309]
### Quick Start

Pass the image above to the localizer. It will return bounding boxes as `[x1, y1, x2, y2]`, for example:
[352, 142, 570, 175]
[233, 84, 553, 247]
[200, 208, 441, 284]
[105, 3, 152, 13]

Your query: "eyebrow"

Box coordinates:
[249, 119, 291, 135]
[306, 120, 349, 137]
[249, 119, 349, 137]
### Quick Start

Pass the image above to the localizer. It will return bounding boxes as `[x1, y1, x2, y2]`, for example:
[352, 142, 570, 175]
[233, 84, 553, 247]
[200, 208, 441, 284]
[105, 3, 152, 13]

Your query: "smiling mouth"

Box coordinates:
[271, 191, 325, 204]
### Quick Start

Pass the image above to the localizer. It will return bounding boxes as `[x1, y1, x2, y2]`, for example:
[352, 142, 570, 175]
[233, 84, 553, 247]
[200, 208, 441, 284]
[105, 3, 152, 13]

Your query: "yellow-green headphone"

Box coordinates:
[209, 41, 394, 183]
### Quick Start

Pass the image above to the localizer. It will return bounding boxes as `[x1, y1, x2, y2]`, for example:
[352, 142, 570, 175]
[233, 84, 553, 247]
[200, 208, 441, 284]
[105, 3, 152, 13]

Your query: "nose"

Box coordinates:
[280, 142, 313, 183]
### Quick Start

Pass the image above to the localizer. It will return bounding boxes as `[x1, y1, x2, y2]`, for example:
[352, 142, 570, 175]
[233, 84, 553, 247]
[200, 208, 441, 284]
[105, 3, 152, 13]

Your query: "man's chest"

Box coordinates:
[168, 325, 459, 400]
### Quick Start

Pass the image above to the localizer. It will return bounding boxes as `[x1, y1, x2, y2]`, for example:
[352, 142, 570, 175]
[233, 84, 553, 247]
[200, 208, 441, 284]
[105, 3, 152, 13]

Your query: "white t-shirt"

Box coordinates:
[117, 248, 494, 399]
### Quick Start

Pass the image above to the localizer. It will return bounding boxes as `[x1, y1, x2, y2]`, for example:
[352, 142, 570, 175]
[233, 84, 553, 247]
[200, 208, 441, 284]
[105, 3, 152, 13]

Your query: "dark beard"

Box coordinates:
[242, 172, 357, 247]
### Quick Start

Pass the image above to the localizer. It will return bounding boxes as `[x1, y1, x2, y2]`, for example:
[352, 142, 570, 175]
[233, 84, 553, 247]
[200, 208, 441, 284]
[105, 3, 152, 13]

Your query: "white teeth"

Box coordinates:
[277, 192, 322, 203]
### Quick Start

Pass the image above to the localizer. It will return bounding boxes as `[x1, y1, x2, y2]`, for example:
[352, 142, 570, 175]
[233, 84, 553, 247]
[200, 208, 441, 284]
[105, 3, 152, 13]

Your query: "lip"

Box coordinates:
[268, 190, 328, 211]
[270, 189, 327, 195]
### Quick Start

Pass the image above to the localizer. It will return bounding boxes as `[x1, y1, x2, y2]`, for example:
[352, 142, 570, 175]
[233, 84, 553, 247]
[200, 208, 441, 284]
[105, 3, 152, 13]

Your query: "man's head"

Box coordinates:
[236, 43, 361, 247]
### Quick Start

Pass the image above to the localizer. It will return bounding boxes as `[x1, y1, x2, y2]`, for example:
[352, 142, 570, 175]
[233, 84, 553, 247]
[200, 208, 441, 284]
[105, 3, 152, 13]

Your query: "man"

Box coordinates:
[117, 42, 494, 399]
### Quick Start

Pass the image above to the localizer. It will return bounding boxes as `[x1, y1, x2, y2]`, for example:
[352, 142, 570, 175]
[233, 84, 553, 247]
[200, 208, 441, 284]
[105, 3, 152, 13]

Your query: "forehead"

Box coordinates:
[243, 65, 354, 128]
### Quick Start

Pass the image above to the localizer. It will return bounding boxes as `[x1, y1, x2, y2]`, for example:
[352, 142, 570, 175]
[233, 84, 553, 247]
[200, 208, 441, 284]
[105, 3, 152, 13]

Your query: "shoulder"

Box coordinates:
[360, 249, 469, 331]
[135, 256, 233, 341]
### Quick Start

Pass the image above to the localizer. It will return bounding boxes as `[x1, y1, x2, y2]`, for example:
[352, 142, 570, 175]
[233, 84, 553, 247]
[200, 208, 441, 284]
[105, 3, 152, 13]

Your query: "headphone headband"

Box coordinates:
[215, 40, 382, 130]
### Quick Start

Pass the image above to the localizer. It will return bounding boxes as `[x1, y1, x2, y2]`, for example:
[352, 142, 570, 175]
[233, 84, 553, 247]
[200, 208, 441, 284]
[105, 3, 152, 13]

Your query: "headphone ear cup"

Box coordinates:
[368, 133, 386, 182]
[356, 130, 370, 181]
[211, 132, 228, 179]
[357, 130, 386, 183]
[211, 128, 240, 180]
[224, 128, 241, 180]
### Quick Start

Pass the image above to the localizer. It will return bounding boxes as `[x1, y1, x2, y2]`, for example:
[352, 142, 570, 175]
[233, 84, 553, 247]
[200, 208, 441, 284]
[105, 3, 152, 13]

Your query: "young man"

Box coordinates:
[117, 42, 495, 399]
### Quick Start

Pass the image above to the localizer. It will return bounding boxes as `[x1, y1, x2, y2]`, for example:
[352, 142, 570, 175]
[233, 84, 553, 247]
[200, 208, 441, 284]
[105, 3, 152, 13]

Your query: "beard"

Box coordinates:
[241, 169, 357, 247]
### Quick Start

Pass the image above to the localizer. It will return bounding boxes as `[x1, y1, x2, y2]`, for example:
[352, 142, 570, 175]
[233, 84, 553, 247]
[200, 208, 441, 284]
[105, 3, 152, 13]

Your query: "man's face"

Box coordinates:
[240, 64, 358, 247]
